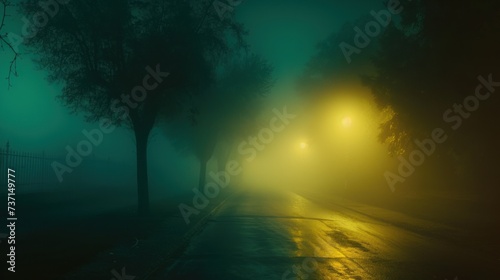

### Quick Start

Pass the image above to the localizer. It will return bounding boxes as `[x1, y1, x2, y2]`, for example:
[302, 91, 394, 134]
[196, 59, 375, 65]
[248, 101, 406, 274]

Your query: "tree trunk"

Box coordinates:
[198, 139, 216, 192]
[198, 158, 208, 192]
[135, 130, 150, 216]
[217, 140, 234, 173]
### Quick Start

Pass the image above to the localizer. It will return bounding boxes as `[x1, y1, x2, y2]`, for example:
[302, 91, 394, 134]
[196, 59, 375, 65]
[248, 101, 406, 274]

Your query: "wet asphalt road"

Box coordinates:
[153, 189, 500, 279]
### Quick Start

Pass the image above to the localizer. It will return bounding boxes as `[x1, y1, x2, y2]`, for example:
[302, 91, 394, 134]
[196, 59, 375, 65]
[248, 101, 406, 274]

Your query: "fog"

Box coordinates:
[1, 0, 499, 279]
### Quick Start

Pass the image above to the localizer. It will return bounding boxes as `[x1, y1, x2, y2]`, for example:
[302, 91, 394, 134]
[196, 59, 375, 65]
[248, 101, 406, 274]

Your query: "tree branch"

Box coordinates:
[0, 0, 18, 88]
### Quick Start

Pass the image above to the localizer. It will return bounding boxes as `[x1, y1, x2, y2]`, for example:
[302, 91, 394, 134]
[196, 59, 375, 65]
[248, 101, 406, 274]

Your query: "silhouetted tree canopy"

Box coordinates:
[363, 0, 500, 190]
[298, 16, 378, 99]
[301, 0, 500, 191]
[21, 0, 247, 215]
[165, 53, 274, 190]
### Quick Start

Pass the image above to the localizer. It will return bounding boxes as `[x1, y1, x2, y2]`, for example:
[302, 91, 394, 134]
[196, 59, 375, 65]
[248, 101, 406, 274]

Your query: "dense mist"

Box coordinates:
[1, 0, 499, 279]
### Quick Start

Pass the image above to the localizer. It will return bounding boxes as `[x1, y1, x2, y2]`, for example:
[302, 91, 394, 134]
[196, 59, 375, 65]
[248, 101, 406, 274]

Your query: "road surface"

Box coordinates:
[152, 189, 499, 279]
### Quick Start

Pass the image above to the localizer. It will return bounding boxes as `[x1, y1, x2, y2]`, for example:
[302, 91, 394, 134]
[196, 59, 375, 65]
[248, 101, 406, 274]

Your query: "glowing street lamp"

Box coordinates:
[342, 116, 352, 128]
[300, 142, 308, 149]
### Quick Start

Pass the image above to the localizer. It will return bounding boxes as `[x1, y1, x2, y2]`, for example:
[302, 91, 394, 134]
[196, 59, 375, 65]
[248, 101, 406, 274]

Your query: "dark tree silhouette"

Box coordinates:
[21, 0, 244, 215]
[0, 0, 18, 87]
[297, 16, 379, 158]
[209, 54, 274, 172]
[166, 54, 274, 191]
[300, 1, 500, 192]
[363, 0, 500, 190]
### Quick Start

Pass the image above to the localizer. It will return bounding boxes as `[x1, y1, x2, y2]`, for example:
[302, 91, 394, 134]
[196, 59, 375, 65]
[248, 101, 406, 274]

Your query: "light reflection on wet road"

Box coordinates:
[156, 189, 499, 279]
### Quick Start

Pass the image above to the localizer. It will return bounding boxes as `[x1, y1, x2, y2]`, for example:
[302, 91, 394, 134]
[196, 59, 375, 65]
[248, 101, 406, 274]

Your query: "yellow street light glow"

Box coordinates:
[342, 117, 352, 127]
[300, 142, 308, 149]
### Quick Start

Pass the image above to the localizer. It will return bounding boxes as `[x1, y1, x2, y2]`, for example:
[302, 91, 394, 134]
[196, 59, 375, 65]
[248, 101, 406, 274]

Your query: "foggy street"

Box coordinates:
[154, 189, 500, 280]
[2, 0, 500, 279]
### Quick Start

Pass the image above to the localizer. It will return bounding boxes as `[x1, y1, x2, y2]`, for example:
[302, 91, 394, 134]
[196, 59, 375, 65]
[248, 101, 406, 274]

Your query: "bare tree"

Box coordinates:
[0, 0, 18, 87]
